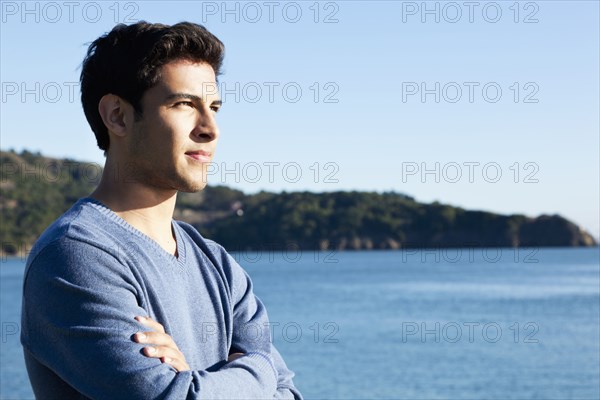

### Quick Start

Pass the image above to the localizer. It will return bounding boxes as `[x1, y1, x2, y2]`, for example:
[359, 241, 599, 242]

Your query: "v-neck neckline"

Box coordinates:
[81, 197, 187, 266]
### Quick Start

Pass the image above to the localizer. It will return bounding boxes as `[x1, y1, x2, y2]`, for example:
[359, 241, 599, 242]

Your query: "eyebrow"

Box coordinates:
[165, 93, 222, 107]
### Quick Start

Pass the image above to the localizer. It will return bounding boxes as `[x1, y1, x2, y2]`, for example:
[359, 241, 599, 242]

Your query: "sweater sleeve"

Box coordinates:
[21, 237, 277, 400]
[225, 252, 303, 400]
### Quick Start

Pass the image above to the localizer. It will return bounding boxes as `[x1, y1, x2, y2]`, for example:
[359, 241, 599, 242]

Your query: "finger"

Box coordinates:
[227, 352, 245, 362]
[135, 316, 165, 333]
[143, 346, 188, 371]
[161, 356, 190, 372]
[143, 345, 181, 359]
[134, 331, 177, 349]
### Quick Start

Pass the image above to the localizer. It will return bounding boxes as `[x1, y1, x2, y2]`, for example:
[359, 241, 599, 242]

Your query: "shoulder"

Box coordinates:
[175, 220, 232, 262]
[29, 198, 114, 258]
[25, 199, 134, 286]
[174, 220, 248, 287]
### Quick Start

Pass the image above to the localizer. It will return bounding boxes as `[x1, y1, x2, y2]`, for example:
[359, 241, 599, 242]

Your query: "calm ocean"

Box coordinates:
[1, 247, 599, 399]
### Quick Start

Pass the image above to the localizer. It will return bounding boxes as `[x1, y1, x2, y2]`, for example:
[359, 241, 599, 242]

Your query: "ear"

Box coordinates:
[98, 94, 132, 137]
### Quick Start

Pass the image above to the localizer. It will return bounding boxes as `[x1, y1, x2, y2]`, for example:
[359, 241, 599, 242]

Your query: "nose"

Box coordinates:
[192, 107, 219, 142]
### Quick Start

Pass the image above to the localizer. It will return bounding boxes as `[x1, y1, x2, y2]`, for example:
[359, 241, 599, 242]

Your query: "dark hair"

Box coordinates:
[80, 21, 225, 151]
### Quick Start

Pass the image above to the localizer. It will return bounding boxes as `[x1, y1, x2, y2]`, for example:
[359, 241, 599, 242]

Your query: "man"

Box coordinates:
[20, 21, 302, 399]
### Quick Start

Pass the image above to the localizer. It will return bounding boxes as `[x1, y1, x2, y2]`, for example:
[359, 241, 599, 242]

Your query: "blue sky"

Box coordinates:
[1, 1, 599, 238]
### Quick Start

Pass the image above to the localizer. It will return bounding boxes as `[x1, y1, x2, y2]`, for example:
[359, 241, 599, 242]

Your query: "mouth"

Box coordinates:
[185, 150, 212, 163]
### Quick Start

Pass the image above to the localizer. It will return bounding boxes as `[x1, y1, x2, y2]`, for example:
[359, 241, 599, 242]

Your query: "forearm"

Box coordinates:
[188, 353, 278, 399]
[24, 309, 278, 399]
[270, 344, 303, 400]
[225, 253, 303, 399]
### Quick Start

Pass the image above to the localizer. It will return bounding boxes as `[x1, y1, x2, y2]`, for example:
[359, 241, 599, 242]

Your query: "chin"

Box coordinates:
[178, 179, 209, 193]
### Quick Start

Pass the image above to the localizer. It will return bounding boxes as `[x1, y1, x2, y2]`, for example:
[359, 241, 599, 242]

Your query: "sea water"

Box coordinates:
[1, 247, 598, 399]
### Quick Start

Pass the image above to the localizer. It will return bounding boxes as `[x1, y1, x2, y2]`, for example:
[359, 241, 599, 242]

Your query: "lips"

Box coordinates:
[185, 150, 212, 163]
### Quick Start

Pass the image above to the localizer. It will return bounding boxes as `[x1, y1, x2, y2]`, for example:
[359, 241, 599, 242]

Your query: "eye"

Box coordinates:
[210, 105, 221, 113]
[175, 101, 195, 108]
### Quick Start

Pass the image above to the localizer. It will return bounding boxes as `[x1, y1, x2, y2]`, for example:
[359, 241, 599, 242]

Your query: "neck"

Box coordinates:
[90, 157, 179, 256]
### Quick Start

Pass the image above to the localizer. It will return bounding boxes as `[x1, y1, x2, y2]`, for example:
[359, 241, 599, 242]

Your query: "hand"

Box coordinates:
[134, 316, 190, 372]
[227, 352, 245, 362]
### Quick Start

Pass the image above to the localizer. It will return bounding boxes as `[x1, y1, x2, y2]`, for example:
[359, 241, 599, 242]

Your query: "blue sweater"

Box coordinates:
[21, 197, 302, 399]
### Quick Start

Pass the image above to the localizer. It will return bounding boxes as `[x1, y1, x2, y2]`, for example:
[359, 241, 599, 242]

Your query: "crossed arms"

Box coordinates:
[21, 236, 301, 399]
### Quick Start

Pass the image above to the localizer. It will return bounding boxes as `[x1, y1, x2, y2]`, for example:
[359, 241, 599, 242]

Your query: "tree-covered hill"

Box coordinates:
[1, 150, 596, 256]
[1, 150, 102, 255]
[202, 190, 597, 250]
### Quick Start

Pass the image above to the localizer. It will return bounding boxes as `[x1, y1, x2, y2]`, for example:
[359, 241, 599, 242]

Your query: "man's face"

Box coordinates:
[125, 59, 221, 193]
